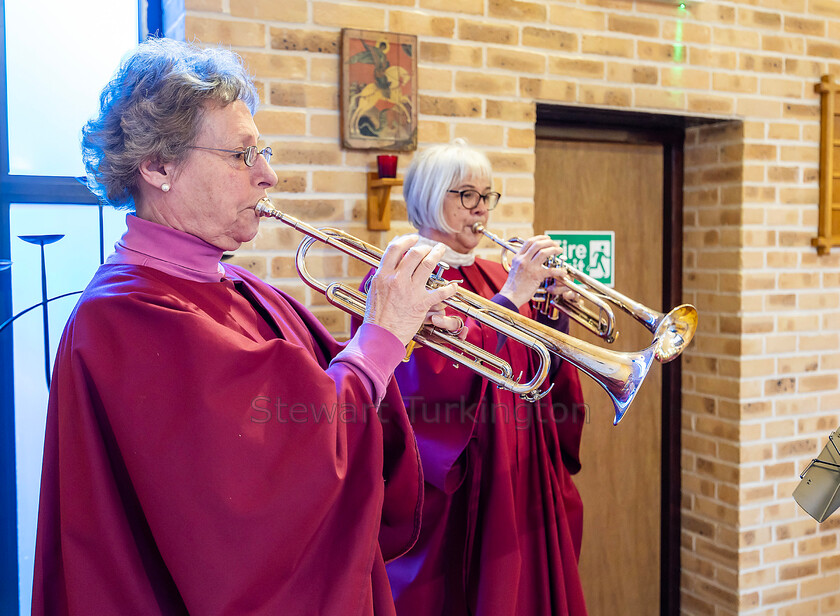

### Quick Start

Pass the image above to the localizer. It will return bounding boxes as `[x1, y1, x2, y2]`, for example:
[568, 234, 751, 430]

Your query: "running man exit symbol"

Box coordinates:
[545, 231, 615, 288]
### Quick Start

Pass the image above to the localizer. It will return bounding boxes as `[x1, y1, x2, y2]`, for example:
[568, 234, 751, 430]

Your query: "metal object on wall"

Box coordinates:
[794, 429, 840, 523]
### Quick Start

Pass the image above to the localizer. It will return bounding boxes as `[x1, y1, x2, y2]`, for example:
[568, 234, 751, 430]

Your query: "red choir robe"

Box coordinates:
[360, 257, 588, 615]
[33, 260, 423, 615]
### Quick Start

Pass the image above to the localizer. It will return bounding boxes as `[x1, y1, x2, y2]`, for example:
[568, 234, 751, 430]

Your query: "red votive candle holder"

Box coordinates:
[377, 154, 398, 178]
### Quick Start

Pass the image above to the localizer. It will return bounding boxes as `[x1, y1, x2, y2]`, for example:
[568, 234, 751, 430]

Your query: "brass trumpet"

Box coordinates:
[256, 198, 661, 423]
[471, 222, 697, 363]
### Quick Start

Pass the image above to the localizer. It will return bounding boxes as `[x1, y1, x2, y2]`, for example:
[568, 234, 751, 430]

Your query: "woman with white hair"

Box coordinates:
[370, 139, 590, 615]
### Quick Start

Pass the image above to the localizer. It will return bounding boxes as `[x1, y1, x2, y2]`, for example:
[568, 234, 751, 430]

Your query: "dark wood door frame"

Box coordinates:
[536, 104, 711, 616]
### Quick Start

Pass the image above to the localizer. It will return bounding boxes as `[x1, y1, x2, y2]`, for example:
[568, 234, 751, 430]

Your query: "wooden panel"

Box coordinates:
[534, 139, 663, 616]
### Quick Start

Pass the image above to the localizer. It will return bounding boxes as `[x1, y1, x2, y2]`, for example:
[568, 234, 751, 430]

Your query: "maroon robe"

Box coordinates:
[33, 263, 422, 615]
[362, 258, 588, 615]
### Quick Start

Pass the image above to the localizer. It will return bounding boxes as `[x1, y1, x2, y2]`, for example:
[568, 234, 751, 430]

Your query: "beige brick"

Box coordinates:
[798, 534, 839, 556]
[239, 51, 308, 80]
[269, 83, 338, 110]
[639, 41, 687, 64]
[310, 57, 339, 83]
[230, 0, 307, 21]
[273, 142, 342, 166]
[635, 88, 686, 111]
[740, 566, 777, 589]
[310, 113, 340, 139]
[762, 583, 800, 605]
[487, 48, 545, 74]
[487, 152, 533, 174]
[486, 100, 534, 122]
[547, 5, 605, 31]
[608, 14, 658, 37]
[454, 122, 504, 146]
[488, 0, 546, 22]
[738, 8, 783, 30]
[270, 28, 339, 54]
[808, 39, 840, 59]
[713, 73, 760, 95]
[690, 48, 738, 70]
[662, 21, 711, 45]
[548, 56, 605, 79]
[503, 175, 534, 197]
[522, 27, 577, 52]
[417, 120, 450, 143]
[607, 62, 657, 85]
[764, 540, 795, 563]
[799, 373, 839, 393]
[254, 109, 307, 136]
[579, 84, 631, 108]
[581, 35, 634, 58]
[687, 94, 736, 115]
[272, 171, 307, 193]
[778, 355, 819, 374]
[768, 122, 801, 140]
[660, 67, 710, 90]
[418, 67, 453, 92]
[714, 26, 761, 50]
[763, 35, 807, 56]
[458, 20, 518, 45]
[187, 17, 266, 47]
[766, 165, 799, 182]
[519, 78, 575, 102]
[389, 10, 455, 38]
[812, 0, 840, 18]
[420, 42, 483, 68]
[419, 94, 482, 118]
[312, 3, 386, 28]
[785, 57, 824, 79]
[419, 0, 483, 13]
[311, 170, 366, 193]
[741, 53, 785, 75]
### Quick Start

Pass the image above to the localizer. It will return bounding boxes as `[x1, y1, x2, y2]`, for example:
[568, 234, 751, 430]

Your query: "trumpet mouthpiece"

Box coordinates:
[255, 197, 273, 216]
[471, 222, 485, 234]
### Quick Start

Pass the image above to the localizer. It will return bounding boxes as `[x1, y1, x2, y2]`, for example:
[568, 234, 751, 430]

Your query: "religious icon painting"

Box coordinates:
[340, 28, 418, 152]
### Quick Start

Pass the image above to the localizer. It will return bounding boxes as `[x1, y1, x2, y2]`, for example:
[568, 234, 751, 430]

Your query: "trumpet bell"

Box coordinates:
[653, 304, 698, 363]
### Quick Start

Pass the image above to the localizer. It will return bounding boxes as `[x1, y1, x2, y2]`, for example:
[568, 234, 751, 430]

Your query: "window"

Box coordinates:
[0, 2, 170, 613]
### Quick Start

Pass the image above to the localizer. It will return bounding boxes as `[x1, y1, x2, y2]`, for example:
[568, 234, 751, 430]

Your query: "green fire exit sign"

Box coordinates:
[546, 231, 615, 288]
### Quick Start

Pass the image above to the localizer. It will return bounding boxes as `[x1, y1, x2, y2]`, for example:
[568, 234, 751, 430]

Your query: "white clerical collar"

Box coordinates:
[411, 234, 475, 268]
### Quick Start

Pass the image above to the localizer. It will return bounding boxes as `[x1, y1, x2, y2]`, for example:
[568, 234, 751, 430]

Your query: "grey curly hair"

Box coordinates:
[81, 37, 258, 209]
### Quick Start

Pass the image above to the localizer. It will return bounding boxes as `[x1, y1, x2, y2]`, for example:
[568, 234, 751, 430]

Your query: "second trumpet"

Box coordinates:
[472, 222, 697, 363]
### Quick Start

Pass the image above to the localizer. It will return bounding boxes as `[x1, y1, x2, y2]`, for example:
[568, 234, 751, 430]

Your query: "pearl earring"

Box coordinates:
[161, 183, 170, 192]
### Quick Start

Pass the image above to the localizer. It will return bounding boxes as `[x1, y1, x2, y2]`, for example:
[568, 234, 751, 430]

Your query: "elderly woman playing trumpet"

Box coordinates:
[32, 38, 462, 616]
[361, 139, 590, 616]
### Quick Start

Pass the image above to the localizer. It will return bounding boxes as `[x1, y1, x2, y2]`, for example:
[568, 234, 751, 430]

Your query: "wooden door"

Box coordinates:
[534, 139, 664, 616]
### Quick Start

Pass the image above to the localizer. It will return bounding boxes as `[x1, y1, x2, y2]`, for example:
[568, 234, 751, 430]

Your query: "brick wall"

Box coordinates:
[184, 1, 840, 613]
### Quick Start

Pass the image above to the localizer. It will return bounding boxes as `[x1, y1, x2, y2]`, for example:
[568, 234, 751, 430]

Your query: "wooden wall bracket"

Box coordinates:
[367, 172, 403, 231]
[813, 74, 840, 255]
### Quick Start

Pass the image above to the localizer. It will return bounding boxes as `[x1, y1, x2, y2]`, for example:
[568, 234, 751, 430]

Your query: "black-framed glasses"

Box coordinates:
[188, 145, 273, 167]
[447, 189, 501, 210]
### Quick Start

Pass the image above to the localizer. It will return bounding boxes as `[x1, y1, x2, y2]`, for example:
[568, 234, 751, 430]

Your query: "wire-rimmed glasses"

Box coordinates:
[188, 145, 273, 167]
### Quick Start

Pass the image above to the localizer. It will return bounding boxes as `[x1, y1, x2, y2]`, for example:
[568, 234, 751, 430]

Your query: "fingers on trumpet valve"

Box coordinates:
[430, 314, 467, 340]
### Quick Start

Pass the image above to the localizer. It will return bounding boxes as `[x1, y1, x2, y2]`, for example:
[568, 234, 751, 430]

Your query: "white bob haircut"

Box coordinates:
[403, 138, 493, 234]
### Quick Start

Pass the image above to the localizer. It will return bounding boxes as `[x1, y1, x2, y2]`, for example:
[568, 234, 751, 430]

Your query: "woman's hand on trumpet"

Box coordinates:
[498, 235, 569, 308]
[364, 235, 462, 346]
